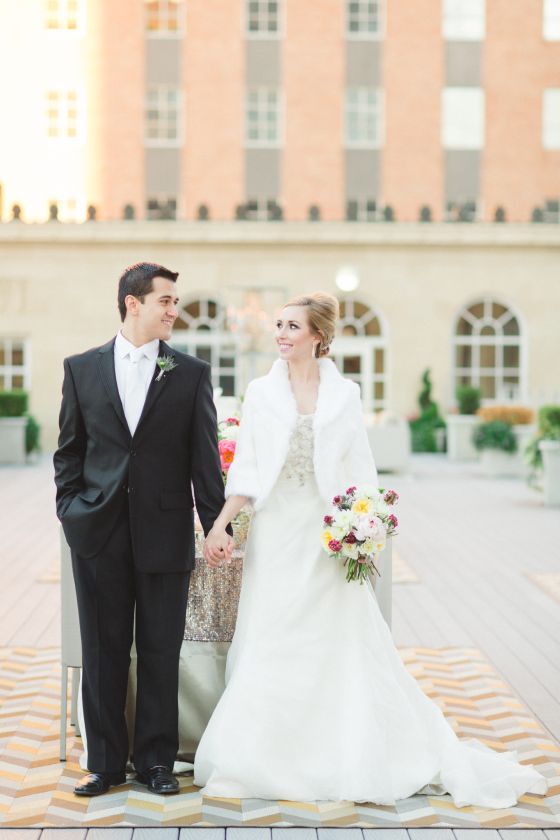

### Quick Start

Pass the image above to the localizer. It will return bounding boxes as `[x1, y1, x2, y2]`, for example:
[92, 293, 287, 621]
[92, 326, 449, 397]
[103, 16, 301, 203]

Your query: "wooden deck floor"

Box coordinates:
[1, 453, 559, 741]
[0, 824, 558, 839]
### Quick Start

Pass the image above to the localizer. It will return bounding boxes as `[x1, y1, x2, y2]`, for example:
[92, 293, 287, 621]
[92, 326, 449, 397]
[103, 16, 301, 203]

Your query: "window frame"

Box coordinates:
[543, 88, 560, 149]
[44, 0, 84, 33]
[45, 89, 83, 143]
[346, 0, 385, 40]
[451, 297, 526, 404]
[245, 86, 283, 148]
[145, 84, 183, 148]
[442, 0, 485, 41]
[345, 87, 384, 149]
[245, 0, 283, 39]
[0, 338, 31, 393]
[543, 0, 560, 40]
[145, 0, 184, 38]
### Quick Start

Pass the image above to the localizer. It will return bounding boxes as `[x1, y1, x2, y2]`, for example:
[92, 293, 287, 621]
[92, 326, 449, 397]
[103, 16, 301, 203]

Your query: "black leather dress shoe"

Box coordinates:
[136, 765, 179, 794]
[74, 771, 126, 796]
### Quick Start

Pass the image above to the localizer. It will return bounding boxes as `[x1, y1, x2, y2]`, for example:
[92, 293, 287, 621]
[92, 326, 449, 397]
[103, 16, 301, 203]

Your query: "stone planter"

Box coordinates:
[512, 423, 537, 478]
[479, 448, 519, 478]
[445, 414, 480, 461]
[538, 439, 560, 506]
[0, 417, 27, 465]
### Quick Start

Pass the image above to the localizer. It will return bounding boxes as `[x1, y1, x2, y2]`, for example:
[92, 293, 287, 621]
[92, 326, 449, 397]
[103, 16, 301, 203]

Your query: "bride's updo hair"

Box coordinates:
[283, 292, 339, 358]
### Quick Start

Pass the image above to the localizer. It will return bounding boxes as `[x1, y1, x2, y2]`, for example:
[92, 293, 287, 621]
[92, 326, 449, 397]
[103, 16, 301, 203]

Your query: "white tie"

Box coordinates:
[124, 348, 146, 436]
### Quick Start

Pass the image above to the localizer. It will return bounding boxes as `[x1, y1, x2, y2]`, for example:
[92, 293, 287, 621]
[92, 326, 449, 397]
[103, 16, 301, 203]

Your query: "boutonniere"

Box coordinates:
[155, 354, 178, 382]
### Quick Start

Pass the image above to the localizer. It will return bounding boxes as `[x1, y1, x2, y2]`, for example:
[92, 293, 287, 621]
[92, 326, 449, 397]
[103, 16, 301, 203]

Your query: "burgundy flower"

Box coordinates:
[324, 515, 334, 525]
[333, 495, 342, 506]
[388, 514, 398, 527]
[346, 486, 357, 495]
[328, 539, 343, 552]
[384, 489, 399, 505]
[344, 531, 357, 544]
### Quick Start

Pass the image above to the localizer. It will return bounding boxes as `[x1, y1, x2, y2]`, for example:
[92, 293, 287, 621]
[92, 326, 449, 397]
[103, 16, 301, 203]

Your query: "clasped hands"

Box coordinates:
[204, 526, 234, 567]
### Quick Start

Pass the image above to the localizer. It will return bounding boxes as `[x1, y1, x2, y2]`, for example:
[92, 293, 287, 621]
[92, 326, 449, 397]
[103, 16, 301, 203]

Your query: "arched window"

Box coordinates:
[453, 298, 524, 401]
[332, 299, 388, 412]
[172, 298, 239, 396]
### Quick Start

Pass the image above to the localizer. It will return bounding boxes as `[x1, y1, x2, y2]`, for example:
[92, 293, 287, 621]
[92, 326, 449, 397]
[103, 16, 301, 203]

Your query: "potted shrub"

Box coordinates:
[445, 385, 481, 461]
[0, 391, 29, 465]
[526, 405, 560, 505]
[476, 405, 535, 478]
[408, 369, 446, 453]
[472, 420, 518, 477]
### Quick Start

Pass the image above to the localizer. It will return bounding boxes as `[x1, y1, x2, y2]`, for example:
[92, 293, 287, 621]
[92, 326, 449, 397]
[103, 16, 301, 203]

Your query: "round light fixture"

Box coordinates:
[335, 266, 360, 293]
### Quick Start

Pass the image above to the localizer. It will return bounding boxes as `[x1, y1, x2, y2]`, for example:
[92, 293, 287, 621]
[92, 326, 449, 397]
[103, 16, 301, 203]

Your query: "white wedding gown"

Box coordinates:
[194, 414, 548, 807]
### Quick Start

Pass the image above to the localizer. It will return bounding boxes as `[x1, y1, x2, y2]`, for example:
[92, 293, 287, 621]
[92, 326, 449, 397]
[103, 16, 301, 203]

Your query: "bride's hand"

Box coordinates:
[204, 527, 232, 567]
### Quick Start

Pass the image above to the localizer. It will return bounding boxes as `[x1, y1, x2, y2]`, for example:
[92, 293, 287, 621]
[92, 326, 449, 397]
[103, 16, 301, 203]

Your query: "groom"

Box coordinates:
[54, 262, 232, 796]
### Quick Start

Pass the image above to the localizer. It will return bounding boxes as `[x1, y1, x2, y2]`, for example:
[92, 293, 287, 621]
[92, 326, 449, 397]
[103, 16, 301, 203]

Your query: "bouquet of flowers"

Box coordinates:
[321, 485, 399, 584]
[217, 416, 240, 481]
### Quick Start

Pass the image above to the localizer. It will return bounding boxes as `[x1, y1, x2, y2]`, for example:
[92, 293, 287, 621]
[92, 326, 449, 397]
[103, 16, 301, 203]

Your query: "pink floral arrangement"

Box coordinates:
[321, 485, 399, 583]
[217, 416, 240, 481]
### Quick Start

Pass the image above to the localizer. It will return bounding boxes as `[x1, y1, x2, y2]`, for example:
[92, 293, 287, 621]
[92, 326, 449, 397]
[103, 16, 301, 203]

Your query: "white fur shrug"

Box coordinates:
[225, 357, 379, 510]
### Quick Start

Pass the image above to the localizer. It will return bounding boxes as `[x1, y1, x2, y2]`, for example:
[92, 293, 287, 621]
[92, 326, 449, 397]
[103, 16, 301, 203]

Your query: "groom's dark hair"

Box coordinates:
[118, 262, 179, 322]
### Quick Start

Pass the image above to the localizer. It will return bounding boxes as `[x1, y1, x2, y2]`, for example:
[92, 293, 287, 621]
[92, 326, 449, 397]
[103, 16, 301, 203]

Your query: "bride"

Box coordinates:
[195, 292, 548, 807]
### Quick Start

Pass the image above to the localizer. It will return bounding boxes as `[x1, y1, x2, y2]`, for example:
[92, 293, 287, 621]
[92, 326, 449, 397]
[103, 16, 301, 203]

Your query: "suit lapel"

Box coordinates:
[97, 339, 130, 437]
[133, 340, 173, 438]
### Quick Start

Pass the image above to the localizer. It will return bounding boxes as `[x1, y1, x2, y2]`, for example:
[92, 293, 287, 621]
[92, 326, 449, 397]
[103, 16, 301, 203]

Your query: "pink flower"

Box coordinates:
[333, 495, 343, 506]
[328, 539, 343, 552]
[384, 489, 399, 505]
[324, 515, 334, 525]
[226, 417, 240, 426]
[218, 439, 236, 472]
[346, 486, 357, 495]
[388, 514, 398, 528]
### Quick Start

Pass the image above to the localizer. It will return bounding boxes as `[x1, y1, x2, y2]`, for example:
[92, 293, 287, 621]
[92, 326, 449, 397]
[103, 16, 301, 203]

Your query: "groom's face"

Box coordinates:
[128, 276, 179, 342]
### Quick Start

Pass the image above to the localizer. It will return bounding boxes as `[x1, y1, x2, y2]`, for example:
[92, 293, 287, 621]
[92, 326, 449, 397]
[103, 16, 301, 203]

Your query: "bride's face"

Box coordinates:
[275, 305, 319, 361]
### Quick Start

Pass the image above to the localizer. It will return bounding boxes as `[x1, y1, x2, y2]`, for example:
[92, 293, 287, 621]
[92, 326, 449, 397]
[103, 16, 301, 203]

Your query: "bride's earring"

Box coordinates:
[311, 342, 317, 359]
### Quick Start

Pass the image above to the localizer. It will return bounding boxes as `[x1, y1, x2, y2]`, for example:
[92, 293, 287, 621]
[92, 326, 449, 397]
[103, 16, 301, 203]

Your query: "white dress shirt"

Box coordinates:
[114, 331, 160, 433]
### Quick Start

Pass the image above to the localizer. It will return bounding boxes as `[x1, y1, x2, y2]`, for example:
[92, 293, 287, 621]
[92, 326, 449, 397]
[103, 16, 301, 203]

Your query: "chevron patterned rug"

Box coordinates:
[0, 646, 558, 828]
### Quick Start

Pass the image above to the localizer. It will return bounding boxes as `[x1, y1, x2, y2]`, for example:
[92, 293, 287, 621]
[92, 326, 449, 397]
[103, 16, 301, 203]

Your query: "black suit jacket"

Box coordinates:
[53, 337, 229, 572]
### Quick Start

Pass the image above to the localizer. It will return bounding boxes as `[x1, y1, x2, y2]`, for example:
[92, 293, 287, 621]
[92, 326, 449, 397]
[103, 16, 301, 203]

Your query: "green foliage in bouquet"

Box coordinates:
[408, 369, 446, 452]
[456, 385, 481, 415]
[0, 390, 28, 417]
[472, 420, 517, 453]
[25, 415, 41, 454]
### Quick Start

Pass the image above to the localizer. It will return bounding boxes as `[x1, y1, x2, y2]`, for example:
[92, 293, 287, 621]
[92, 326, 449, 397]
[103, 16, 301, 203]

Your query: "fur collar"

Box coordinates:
[254, 357, 355, 429]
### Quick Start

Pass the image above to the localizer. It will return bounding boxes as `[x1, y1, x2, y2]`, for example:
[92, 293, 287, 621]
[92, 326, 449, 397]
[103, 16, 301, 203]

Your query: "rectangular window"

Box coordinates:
[145, 85, 182, 145]
[45, 0, 81, 30]
[246, 0, 280, 35]
[346, 1, 382, 37]
[0, 339, 29, 392]
[544, 0, 560, 39]
[145, 0, 183, 35]
[443, 0, 485, 40]
[47, 198, 81, 222]
[245, 88, 281, 146]
[543, 88, 560, 149]
[45, 90, 80, 139]
[442, 87, 484, 149]
[345, 88, 383, 148]
[237, 199, 281, 220]
[146, 196, 177, 220]
[346, 198, 378, 221]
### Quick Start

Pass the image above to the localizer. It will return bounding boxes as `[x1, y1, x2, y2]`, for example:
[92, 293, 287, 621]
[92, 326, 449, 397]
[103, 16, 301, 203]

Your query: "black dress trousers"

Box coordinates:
[71, 511, 190, 773]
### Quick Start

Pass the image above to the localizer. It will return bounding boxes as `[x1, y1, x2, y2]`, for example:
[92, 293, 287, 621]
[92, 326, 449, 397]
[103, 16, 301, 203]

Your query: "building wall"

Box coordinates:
[1, 2, 558, 223]
[1, 223, 558, 450]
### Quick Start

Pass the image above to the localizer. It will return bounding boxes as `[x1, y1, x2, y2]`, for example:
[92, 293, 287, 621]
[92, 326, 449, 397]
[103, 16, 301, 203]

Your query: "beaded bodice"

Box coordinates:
[279, 413, 315, 486]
